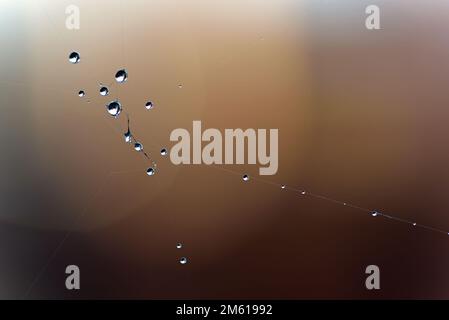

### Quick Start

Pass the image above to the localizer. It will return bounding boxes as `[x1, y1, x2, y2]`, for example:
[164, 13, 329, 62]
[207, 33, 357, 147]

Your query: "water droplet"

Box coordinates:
[145, 101, 154, 110]
[146, 167, 155, 176]
[281, 185, 286, 189]
[124, 129, 132, 143]
[371, 211, 379, 217]
[147, 167, 156, 176]
[99, 86, 109, 96]
[78, 90, 85, 97]
[69, 51, 80, 64]
[176, 243, 182, 249]
[178, 84, 183, 89]
[115, 69, 128, 83]
[106, 100, 122, 117]
[301, 191, 306, 195]
[134, 142, 143, 152]
[243, 174, 249, 182]
[160, 148, 167, 156]
[179, 257, 187, 265]
[413, 222, 417, 226]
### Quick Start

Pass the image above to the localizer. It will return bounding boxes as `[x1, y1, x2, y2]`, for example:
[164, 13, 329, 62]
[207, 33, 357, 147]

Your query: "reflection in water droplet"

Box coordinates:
[180, 257, 187, 265]
[78, 90, 85, 97]
[134, 142, 143, 151]
[115, 69, 128, 83]
[69, 52, 80, 64]
[146, 167, 155, 176]
[160, 148, 167, 156]
[124, 129, 132, 143]
[106, 100, 122, 117]
[100, 86, 109, 96]
[145, 101, 154, 110]
[243, 174, 249, 182]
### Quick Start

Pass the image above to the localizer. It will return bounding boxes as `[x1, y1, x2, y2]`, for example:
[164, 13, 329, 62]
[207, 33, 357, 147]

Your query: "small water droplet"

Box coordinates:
[179, 257, 187, 265]
[178, 84, 183, 89]
[146, 167, 155, 176]
[106, 100, 122, 117]
[413, 222, 417, 226]
[78, 90, 85, 97]
[115, 69, 128, 83]
[371, 211, 379, 217]
[145, 101, 154, 110]
[124, 129, 132, 143]
[176, 243, 182, 249]
[281, 185, 286, 189]
[160, 148, 167, 156]
[301, 191, 306, 195]
[100, 86, 109, 96]
[243, 174, 249, 182]
[69, 51, 80, 64]
[134, 142, 143, 152]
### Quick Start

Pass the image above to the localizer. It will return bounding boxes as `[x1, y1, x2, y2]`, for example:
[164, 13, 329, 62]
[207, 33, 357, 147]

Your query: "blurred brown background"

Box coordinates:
[1, 0, 449, 299]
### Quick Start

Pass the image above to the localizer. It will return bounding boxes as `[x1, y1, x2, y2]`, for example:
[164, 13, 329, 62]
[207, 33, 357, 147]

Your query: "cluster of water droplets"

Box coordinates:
[69, 51, 161, 178]
[68, 48, 449, 257]
[176, 243, 187, 265]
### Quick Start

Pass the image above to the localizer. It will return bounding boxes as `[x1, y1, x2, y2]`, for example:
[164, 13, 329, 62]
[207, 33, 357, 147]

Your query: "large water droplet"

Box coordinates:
[179, 257, 187, 265]
[106, 100, 122, 117]
[69, 52, 80, 64]
[146, 167, 155, 176]
[100, 86, 109, 96]
[134, 142, 143, 151]
[78, 90, 85, 97]
[145, 101, 154, 110]
[115, 69, 128, 83]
